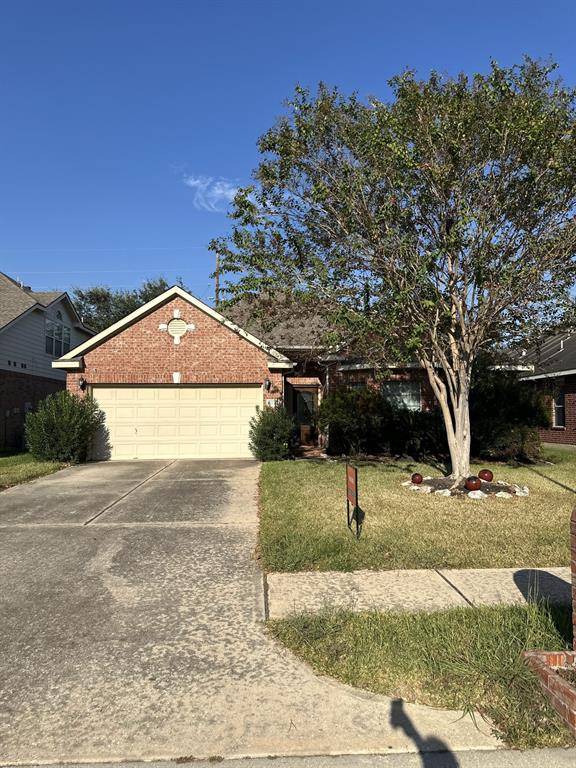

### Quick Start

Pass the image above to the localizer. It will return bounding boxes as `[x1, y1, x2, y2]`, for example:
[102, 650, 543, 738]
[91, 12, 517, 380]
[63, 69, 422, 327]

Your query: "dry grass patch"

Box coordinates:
[259, 448, 575, 571]
[0, 452, 65, 490]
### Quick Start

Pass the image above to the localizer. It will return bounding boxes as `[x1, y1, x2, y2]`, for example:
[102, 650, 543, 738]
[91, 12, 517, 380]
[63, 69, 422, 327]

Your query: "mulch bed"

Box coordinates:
[403, 475, 528, 498]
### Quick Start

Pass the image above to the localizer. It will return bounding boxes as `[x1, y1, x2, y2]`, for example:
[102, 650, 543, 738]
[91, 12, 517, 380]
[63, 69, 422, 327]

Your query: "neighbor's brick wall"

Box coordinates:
[536, 377, 576, 446]
[66, 297, 283, 401]
[0, 370, 63, 449]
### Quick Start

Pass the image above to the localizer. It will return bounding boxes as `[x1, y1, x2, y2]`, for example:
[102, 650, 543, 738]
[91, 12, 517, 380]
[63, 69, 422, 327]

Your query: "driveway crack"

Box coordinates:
[82, 460, 176, 526]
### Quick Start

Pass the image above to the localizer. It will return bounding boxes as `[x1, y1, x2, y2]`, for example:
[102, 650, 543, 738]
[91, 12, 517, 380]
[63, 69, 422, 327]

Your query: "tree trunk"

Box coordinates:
[446, 394, 471, 482]
[420, 359, 472, 483]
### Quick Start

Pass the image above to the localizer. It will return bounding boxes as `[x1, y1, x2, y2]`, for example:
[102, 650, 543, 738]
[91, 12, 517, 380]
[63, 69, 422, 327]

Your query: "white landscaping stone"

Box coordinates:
[408, 484, 421, 491]
[434, 489, 452, 497]
[495, 491, 513, 499]
[467, 490, 487, 499]
[419, 485, 433, 494]
[401, 480, 414, 487]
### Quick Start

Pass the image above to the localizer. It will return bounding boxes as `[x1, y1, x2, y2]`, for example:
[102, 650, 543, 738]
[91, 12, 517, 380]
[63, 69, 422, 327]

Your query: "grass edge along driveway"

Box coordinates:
[268, 602, 576, 749]
[0, 452, 65, 491]
[259, 447, 576, 572]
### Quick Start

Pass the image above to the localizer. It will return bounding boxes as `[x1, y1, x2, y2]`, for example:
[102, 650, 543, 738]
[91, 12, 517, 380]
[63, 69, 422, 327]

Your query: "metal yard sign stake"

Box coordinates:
[346, 463, 363, 538]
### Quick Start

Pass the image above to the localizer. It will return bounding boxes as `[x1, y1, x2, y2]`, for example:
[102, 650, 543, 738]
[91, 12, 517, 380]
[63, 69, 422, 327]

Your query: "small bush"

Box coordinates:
[318, 389, 447, 457]
[475, 423, 542, 462]
[249, 405, 295, 461]
[25, 390, 104, 463]
[470, 366, 548, 462]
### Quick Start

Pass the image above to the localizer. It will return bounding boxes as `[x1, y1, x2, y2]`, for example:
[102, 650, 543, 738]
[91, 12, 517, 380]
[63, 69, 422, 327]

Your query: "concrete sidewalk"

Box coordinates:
[267, 566, 571, 618]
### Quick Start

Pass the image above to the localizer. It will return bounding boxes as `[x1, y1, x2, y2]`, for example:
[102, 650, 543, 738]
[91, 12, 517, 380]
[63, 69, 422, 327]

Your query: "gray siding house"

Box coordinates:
[0, 272, 93, 449]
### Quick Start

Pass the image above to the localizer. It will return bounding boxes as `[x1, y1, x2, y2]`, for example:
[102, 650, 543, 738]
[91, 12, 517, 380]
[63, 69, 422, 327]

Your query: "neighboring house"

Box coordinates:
[0, 272, 93, 450]
[521, 333, 576, 445]
[53, 285, 433, 460]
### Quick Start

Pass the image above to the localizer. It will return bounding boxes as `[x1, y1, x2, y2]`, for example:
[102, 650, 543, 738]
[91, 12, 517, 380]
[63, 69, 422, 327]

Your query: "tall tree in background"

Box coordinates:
[72, 276, 185, 333]
[212, 59, 576, 480]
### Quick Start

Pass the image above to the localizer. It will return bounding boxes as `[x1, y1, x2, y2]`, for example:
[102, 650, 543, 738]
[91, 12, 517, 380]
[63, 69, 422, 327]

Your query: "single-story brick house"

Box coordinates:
[521, 333, 576, 446]
[0, 272, 93, 449]
[54, 285, 433, 460]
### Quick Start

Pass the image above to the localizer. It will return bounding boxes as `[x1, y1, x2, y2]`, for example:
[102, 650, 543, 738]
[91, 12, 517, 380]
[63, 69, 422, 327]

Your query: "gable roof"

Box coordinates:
[521, 332, 576, 380]
[57, 285, 292, 364]
[0, 271, 89, 332]
[224, 295, 330, 351]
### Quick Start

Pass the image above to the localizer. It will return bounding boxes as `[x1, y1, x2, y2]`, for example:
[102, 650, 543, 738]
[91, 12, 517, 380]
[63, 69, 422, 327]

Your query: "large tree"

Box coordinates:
[212, 60, 576, 480]
[72, 276, 185, 333]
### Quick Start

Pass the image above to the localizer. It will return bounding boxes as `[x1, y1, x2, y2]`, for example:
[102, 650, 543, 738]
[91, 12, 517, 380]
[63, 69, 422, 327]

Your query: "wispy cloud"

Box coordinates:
[183, 174, 239, 212]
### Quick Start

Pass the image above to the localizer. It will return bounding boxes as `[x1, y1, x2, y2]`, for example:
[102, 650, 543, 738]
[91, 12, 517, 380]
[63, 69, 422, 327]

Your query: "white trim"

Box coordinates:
[521, 368, 576, 381]
[268, 361, 294, 371]
[489, 364, 534, 372]
[51, 358, 83, 370]
[57, 285, 292, 364]
[336, 362, 423, 372]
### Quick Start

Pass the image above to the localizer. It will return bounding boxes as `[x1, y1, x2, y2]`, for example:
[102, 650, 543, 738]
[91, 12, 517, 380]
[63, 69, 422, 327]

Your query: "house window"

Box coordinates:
[381, 380, 421, 411]
[347, 379, 368, 391]
[553, 389, 566, 428]
[45, 311, 71, 356]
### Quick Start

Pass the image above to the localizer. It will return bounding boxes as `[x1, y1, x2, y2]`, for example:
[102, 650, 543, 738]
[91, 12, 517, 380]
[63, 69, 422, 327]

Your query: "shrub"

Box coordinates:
[318, 389, 447, 457]
[470, 366, 548, 461]
[249, 405, 295, 461]
[474, 423, 542, 463]
[25, 390, 104, 463]
[317, 389, 386, 455]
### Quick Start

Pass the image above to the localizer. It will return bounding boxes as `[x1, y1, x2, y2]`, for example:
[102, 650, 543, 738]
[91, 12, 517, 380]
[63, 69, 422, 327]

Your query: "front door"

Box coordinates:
[293, 387, 318, 445]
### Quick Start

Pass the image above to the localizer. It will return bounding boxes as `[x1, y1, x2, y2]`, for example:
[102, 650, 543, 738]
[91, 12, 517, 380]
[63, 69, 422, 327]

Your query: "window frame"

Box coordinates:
[45, 312, 71, 358]
[381, 379, 422, 412]
[552, 388, 566, 428]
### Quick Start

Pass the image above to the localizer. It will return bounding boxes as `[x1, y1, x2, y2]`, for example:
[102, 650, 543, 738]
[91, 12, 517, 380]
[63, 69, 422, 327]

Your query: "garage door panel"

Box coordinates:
[93, 386, 262, 460]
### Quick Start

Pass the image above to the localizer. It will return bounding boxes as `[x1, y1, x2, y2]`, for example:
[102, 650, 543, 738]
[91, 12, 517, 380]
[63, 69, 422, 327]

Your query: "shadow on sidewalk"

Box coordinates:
[513, 569, 571, 606]
[390, 698, 460, 767]
[513, 569, 573, 643]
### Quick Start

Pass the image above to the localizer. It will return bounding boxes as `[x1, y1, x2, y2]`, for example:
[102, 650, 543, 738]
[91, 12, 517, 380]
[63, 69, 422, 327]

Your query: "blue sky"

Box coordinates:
[1, 0, 575, 302]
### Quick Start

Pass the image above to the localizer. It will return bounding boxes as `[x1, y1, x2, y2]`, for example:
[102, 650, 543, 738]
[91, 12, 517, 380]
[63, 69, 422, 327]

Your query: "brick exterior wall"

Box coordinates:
[0, 370, 63, 449]
[66, 296, 283, 401]
[536, 376, 576, 446]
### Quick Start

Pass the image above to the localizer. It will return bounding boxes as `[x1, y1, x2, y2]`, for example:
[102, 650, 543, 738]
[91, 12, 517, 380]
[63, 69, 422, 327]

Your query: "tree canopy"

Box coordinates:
[211, 59, 576, 478]
[72, 276, 184, 333]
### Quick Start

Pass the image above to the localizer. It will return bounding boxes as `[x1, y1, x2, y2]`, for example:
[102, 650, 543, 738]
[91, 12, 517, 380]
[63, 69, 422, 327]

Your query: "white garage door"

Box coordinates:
[92, 386, 262, 460]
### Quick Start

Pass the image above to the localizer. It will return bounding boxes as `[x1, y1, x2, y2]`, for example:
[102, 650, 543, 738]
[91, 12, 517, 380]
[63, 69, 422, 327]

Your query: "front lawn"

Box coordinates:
[269, 603, 576, 749]
[259, 448, 576, 571]
[0, 452, 65, 491]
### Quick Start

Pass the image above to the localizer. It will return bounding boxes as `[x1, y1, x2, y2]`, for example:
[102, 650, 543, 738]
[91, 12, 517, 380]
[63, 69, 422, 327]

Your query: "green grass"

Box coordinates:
[0, 452, 65, 490]
[269, 603, 576, 748]
[259, 447, 576, 571]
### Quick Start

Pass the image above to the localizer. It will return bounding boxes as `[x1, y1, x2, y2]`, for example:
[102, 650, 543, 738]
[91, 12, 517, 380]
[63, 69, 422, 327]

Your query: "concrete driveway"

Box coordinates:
[0, 460, 497, 764]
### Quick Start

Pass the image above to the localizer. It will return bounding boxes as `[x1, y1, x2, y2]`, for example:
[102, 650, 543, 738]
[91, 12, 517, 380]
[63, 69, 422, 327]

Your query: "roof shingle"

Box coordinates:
[0, 272, 65, 331]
